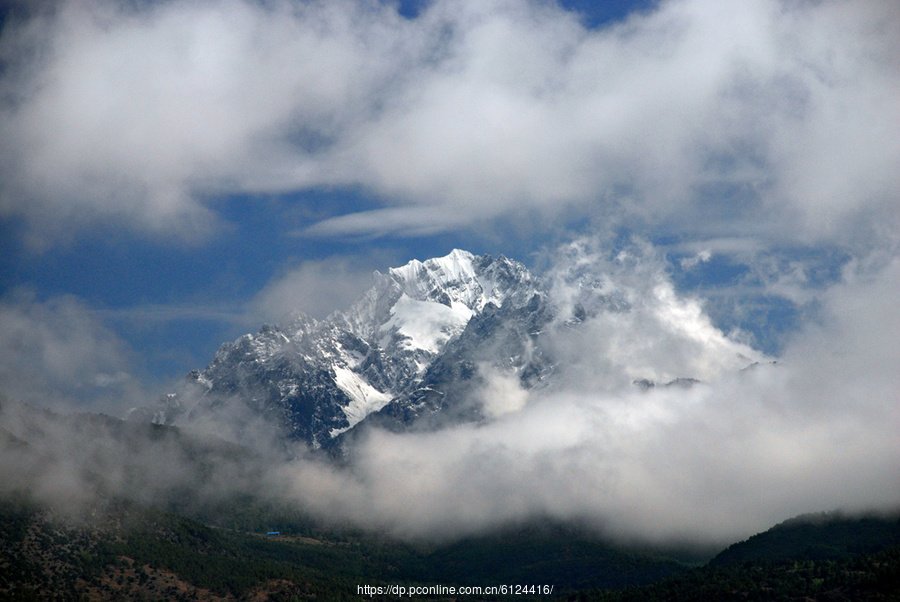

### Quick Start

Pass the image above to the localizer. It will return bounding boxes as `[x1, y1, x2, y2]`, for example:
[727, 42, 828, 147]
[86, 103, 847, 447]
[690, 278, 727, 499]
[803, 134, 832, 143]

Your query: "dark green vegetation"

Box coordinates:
[0, 492, 689, 601]
[711, 512, 900, 565]
[567, 513, 900, 602]
[568, 548, 900, 602]
[4, 494, 899, 602]
[423, 525, 688, 593]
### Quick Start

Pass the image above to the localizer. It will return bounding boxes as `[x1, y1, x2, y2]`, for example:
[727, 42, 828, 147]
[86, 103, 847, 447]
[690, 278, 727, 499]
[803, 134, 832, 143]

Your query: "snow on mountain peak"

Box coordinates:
[387, 249, 484, 309]
[380, 295, 474, 355]
[132, 245, 768, 452]
[384, 248, 538, 314]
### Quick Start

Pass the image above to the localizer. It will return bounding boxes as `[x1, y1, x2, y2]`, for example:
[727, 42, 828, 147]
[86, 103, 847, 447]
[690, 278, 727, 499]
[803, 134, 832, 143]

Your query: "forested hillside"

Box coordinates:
[0, 492, 690, 601]
[4, 491, 899, 601]
[566, 513, 900, 602]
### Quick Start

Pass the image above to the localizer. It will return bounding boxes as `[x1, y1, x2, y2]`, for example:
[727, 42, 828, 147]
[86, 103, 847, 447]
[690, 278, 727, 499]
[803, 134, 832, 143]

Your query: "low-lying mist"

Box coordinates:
[0, 398, 271, 520]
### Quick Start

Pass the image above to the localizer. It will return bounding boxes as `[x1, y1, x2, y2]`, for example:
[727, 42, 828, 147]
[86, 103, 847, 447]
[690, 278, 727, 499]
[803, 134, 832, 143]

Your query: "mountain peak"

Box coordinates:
[389, 248, 476, 283]
[131, 247, 759, 453]
[386, 249, 483, 309]
[382, 249, 538, 314]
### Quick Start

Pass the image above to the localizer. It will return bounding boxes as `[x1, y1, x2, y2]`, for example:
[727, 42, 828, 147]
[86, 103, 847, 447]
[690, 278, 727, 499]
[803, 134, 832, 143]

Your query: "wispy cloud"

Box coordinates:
[0, 289, 145, 413]
[92, 303, 242, 324]
[247, 255, 380, 323]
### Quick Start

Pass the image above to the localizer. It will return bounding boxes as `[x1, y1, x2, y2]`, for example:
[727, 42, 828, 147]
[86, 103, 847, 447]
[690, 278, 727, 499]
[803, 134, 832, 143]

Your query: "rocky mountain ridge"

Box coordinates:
[130, 250, 549, 450]
[129, 247, 761, 452]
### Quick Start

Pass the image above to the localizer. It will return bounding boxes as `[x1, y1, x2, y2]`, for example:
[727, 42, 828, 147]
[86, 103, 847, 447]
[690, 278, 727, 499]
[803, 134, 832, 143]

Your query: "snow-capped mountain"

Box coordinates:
[130, 247, 762, 452]
[131, 250, 547, 449]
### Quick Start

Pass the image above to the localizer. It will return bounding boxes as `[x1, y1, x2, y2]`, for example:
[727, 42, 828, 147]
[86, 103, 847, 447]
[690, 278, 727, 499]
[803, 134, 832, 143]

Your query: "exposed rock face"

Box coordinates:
[133, 250, 548, 450]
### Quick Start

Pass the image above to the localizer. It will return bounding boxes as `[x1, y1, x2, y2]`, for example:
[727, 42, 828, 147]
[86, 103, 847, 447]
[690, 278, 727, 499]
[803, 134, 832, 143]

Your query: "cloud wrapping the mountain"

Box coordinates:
[1, 0, 897, 248]
[277, 249, 899, 545]
[0, 239, 896, 546]
[0, 0, 897, 547]
[541, 238, 762, 388]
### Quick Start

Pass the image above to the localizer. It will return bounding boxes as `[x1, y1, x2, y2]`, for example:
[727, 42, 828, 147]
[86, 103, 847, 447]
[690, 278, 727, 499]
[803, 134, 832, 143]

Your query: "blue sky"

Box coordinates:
[1, 0, 898, 415]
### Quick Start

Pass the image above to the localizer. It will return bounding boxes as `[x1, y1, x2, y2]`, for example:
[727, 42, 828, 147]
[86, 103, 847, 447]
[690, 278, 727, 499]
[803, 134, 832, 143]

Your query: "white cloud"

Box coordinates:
[0, 289, 144, 413]
[277, 252, 900, 545]
[1, 0, 897, 250]
[782, 257, 900, 412]
[478, 366, 530, 419]
[680, 248, 711, 269]
[249, 256, 379, 322]
[0, 0, 415, 242]
[543, 238, 762, 387]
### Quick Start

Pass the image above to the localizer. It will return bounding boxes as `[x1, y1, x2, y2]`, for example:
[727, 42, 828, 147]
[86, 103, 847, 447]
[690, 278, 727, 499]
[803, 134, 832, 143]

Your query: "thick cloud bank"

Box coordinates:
[274, 245, 899, 545]
[1, 0, 897, 247]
